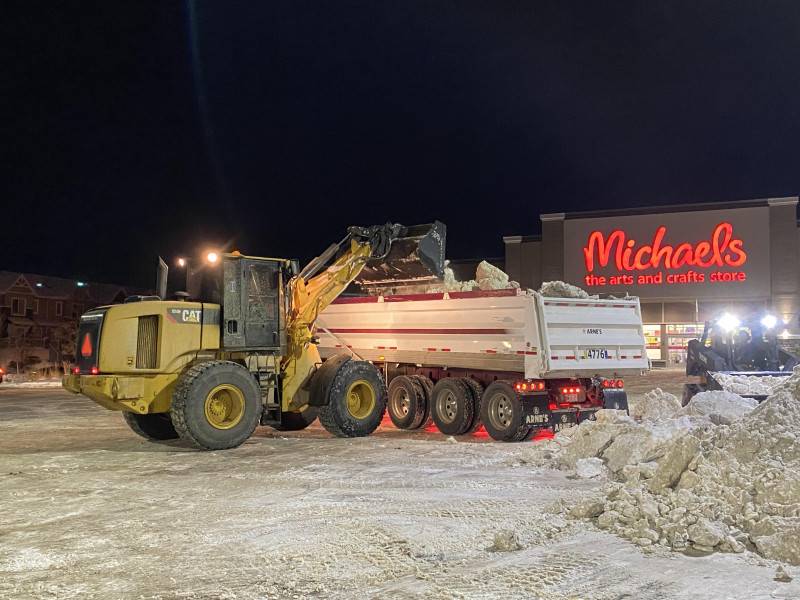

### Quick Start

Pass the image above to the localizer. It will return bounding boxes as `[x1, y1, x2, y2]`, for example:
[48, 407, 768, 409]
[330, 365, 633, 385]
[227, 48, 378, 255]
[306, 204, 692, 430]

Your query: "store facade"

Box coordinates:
[504, 198, 800, 365]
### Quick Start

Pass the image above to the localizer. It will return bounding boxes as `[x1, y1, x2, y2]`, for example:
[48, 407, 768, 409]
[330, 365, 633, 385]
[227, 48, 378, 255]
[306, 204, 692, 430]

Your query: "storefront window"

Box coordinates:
[666, 323, 703, 364]
[643, 325, 661, 361]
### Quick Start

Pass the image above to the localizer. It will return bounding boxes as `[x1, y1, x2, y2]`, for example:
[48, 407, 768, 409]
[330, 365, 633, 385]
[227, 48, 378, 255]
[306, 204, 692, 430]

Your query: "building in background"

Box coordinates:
[504, 197, 800, 366]
[0, 271, 145, 372]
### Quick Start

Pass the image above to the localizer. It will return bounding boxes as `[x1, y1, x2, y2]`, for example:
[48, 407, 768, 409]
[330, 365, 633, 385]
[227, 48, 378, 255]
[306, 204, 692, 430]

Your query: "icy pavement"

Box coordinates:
[1, 387, 798, 599]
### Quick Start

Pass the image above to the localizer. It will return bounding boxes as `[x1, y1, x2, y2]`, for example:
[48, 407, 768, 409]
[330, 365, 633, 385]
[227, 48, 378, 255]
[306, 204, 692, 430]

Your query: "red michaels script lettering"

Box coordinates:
[583, 222, 747, 272]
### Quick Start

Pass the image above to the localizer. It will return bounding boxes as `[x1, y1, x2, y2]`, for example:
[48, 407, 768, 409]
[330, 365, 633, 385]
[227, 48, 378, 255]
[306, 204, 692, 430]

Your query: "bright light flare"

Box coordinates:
[717, 312, 740, 332]
[176, 257, 187, 267]
[206, 252, 219, 264]
[761, 314, 778, 329]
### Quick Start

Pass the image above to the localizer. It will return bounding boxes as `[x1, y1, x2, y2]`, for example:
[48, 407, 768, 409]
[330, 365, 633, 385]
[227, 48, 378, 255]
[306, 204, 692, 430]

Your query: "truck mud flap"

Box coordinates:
[603, 389, 628, 412]
[519, 395, 551, 427]
[550, 409, 579, 433]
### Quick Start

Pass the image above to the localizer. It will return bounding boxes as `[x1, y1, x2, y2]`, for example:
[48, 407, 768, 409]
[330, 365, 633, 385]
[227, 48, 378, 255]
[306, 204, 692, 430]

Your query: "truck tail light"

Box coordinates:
[515, 379, 545, 393]
[72, 367, 80, 375]
[90, 366, 99, 375]
[602, 378, 624, 389]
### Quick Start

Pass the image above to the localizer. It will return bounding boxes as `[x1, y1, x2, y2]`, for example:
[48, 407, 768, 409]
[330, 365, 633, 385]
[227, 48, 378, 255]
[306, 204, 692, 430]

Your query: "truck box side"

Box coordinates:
[317, 289, 648, 379]
[317, 289, 535, 373]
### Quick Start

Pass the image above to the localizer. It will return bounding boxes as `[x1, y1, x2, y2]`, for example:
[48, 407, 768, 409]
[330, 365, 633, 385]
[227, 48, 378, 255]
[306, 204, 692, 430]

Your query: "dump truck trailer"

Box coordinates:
[317, 288, 649, 441]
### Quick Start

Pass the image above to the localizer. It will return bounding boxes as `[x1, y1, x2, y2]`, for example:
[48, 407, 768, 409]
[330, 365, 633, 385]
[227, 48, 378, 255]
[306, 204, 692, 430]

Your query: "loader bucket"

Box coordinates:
[357, 221, 446, 288]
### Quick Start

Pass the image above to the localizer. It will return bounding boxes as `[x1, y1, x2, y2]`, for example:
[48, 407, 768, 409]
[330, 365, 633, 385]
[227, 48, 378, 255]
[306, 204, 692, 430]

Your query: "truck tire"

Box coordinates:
[430, 378, 474, 435]
[170, 361, 262, 450]
[387, 375, 427, 430]
[318, 360, 387, 437]
[411, 374, 434, 426]
[123, 411, 179, 441]
[480, 380, 531, 442]
[272, 406, 319, 431]
[461, 377, 484, 433]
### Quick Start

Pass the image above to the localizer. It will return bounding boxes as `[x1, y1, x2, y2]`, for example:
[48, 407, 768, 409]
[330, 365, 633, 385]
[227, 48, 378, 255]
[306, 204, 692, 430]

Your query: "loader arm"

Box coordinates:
[280, 223, 445, 409]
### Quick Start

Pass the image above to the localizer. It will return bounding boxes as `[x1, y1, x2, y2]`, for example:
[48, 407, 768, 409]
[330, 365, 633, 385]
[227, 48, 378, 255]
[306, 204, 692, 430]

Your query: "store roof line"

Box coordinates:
[543, 196, 798, 221]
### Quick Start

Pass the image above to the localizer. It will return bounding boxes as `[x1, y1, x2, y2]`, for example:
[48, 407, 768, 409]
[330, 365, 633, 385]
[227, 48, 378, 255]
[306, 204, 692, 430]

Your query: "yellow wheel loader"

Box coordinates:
[63, 222, 445, 450]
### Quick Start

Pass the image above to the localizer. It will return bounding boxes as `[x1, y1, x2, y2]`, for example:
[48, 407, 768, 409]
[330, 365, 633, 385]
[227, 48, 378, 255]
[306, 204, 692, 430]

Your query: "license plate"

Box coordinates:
[584, 348, 610, 360]
[562, 393, 579, 403]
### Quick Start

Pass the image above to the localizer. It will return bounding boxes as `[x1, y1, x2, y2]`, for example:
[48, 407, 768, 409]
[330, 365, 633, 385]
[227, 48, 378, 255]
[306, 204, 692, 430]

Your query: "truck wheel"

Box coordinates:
[272, 406, 319, 431]
[123, 411, 179, 441]
[387, 375, 426, 430]
[461, 377, 484, 433]
[411, 374, 434, 426]
[170, 361, 262, 450]
[318, 360, 387, 437]
[480, 381, 531, 442]
[430, 378, 474, 435]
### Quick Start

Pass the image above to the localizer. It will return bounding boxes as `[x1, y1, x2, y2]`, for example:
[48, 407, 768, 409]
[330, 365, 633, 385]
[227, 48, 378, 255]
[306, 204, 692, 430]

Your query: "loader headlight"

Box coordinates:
[717, 312, 740, 332]
[760, 314, 777, 329]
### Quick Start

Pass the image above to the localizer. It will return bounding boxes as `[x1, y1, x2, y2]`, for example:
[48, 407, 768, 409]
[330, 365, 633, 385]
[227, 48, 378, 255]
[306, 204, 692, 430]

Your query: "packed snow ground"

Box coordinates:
[1, 385, 798, 599]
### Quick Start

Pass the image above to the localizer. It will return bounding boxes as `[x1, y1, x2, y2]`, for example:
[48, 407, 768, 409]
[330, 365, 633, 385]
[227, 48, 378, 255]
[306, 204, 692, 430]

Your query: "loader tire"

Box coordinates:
[387, 375, 427, 430]
[123, 411, 179, 441]
[411, 374, 434, 426]
[272, 406, 319, 431]
[430, 378, 474, 435]
[461, 377, 485, 433]
[170, 361, 262, 450]
[318, 360, 387, 437]
[480, 380, 531, 442]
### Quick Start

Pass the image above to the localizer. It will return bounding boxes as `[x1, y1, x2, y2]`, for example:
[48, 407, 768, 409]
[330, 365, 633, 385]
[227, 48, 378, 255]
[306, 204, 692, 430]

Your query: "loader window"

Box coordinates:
[222, 256, 284, 351]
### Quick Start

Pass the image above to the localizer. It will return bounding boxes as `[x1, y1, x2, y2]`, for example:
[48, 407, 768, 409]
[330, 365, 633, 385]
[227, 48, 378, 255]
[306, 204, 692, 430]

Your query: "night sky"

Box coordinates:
[4, 1, 800, 287]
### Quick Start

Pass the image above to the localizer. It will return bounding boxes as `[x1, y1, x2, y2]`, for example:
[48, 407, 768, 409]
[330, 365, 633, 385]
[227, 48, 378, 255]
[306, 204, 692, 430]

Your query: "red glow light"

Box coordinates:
[72, 367, 80, 374]
[90, 366, 99, 375]
[80, 333, 92, 358]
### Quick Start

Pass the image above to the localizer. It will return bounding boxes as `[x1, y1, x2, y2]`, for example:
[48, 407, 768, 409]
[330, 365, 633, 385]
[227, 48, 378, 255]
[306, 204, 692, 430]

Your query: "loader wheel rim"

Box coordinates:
[204, 384, 246, 430]
[488, 394, 513, 429]
[389, 387, 411, 417]
[346, 380, 376, 419]
[436, 391, 457, 424]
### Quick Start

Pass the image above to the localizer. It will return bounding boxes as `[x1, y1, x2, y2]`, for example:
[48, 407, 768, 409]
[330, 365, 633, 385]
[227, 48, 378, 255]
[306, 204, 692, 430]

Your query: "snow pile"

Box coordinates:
[476, 261, 519, 291]
[527, 377, 800, 564]
[592, 385, 800, 564]
[711, 372, 789, 397]
[629, 388, 682, 422]
[575, 457, 607, 479]
[682, 390, 758, 424]
[539, 280, 598, 299]
[423, 261, 519, 293]
[434, 267, 478, 292]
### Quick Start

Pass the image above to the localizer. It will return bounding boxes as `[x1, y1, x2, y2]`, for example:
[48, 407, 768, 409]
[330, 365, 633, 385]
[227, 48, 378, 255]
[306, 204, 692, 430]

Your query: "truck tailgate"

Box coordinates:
[536, 295, 648, 376]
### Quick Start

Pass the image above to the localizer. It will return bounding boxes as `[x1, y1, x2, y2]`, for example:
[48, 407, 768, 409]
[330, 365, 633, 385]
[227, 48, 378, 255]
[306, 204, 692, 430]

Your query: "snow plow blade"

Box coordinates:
[356, 221, 446, 288]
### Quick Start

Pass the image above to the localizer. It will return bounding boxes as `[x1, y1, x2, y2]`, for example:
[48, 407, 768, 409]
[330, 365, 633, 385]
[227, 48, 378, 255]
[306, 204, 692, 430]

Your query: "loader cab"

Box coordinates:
[218, 254, 292, 354]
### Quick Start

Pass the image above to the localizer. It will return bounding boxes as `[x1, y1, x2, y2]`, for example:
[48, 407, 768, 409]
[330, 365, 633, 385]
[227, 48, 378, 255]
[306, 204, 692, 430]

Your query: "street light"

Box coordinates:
[206, 251, 219, 264]
[176, 257, 186, 268]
